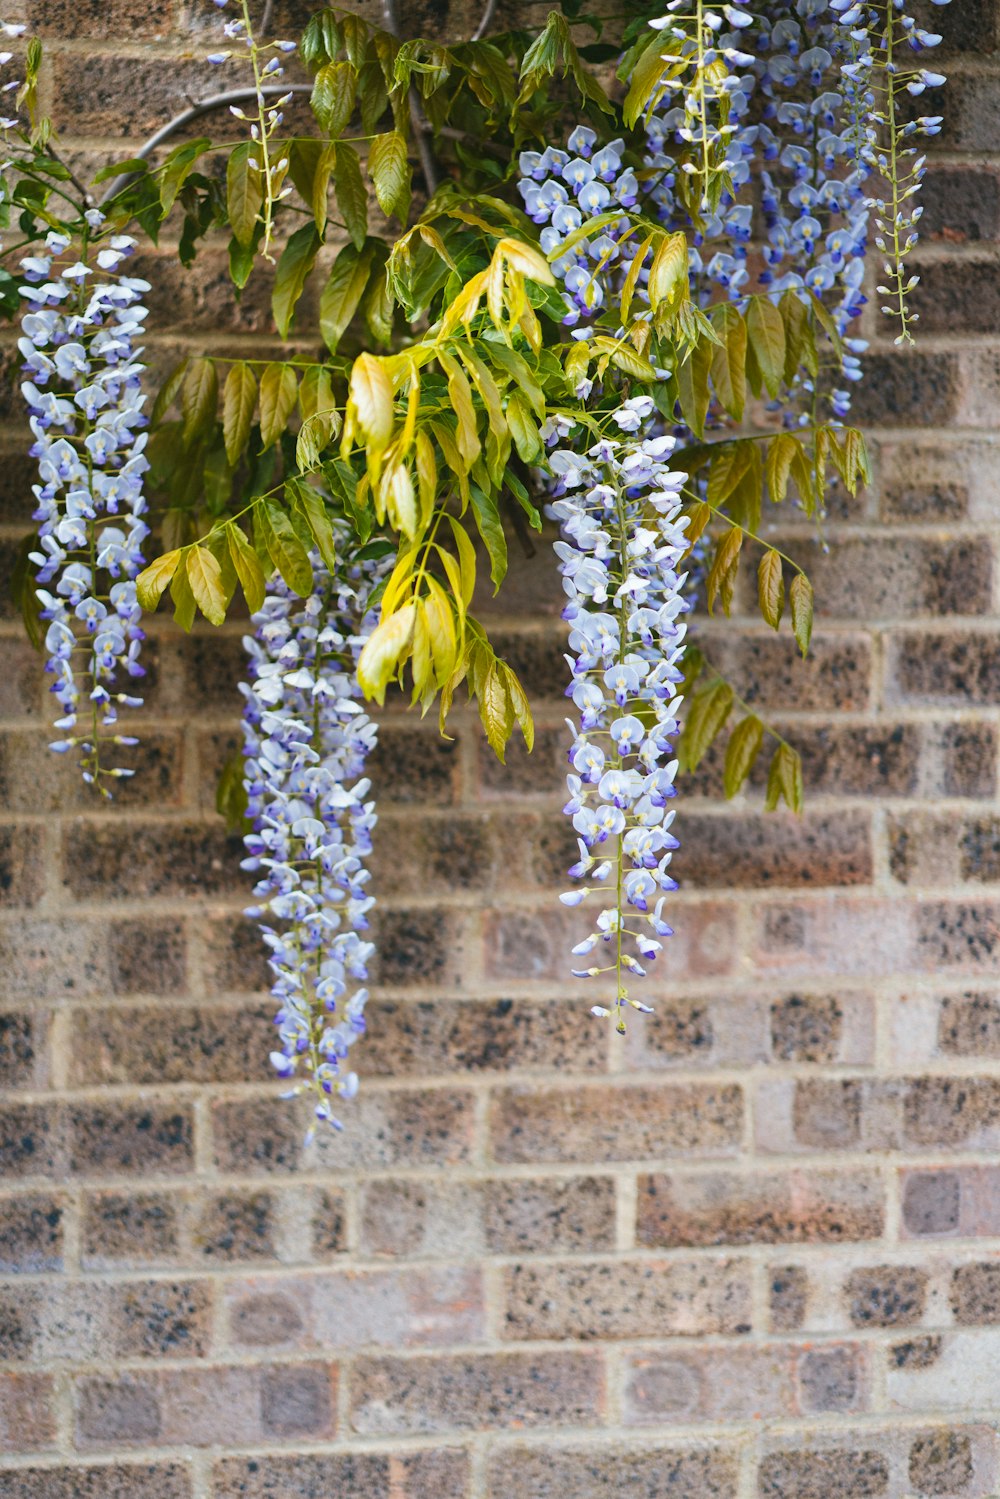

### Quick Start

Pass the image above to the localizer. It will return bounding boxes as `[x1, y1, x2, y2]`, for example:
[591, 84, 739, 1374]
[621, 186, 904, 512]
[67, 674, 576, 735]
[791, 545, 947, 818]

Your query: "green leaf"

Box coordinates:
[258, 363, 299, 450]
[226, 522, 265, 613]
[319, 241, 373, 352]
[290, 480, 337, 571]
[152, 358, 188, 427]
[257, 497, 313, 597]
[706, 527, 742, 617]
[333, 140, 368, 250]
[312, 59, 357, 136]
[11, 533, 43, 649]
[680, 678, 734, 771]
[780, 290, 809, 385]
[469, 484, 507, 591]
[181, 357, 218, 446]
[159, 138, 211, 217]
[136, 548, 182, 613]
[746, 297, 786, 400]
[765, 432, 798, 505]
[723, 715, 764, 798]
[186, 545, 227, 626]
[765, 742, 803, 814]
[272, 223, 321, 338]
[505, 389, 541, 464]
[789, 573, 814, 658]
[757, 548, 784, 631]
[222, 362, 257, 467]
[479, 659, 515, 761]
[324, 456, 371, 541]
[169, 557, 197, 632]
[368, 130, 410, 220]
[363, 244, 395, 346]
[676, 340, 711, 438]
[710, 302, 746, 422]
[227, 141, 263, 248]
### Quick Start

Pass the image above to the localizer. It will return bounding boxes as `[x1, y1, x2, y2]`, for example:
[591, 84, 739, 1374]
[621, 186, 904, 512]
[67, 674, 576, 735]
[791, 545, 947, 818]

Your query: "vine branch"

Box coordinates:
[381, 0, 440, 196]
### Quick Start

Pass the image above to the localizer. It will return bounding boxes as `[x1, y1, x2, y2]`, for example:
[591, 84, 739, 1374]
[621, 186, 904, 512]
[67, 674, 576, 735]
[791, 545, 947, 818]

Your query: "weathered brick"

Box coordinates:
[940, 722, 998, 798]
[951, 1264, 1000, 1324]
[904, 1077, 1000, 1149]
[224, 1266, 484, 1352]
[0, 918, 110, 1000]
[0, 1011, 49, 1090]
[61, 821, 243, 902]
[501, 1259, 752, 1340]
[192, 1190, 277, 1262]
[770, 993, 847, 1064]
[753, 722, 920, 798]
[623, 1345, 797, 1424]
[892, 632, 1000, 706]
[938, 991, 1000, 1055]
[370, 907, 468, 988]
[908, 1430, 974, 1495]
[0, 1463, 193, 1499]
[901, 1171, 963, 1237]
[796, 1346, 866, 1414]
[636, 1170, 885, 1247]
[846, 1266, 929, 1328]
[0, 1285, 41, 1360]
[758, 1448, 889, 1498]
[0, 825, 45, 908]
[68, 1003, 271, 1085]
[81, 1191, 181, 1267]
[783, 534, 994, 617]
[107, 919, 188, 996]
[922, 167, 1000, 243]
[491, 1081, 743, 1164]
[24, 0, 178, 38]
[0, 1193, 65, 1273]
[212, 1450, 470, 1499]
[678, 811, 873, 889]
[350, 1350, 604, 1434]
[769, 1266, 809, 1332]
[909, 258, 1000, 335]
[485, 1176, 617, 1255]
[0, 1371, 56, 1452]
[362, 996, 604, 1077]
[486, 1444, 739, 1499]
[0, 1103, 59, 1179]
[712, 632, 874, 712]
[753, 897, 915, 979]
[66, 1102, 195, 1178]
[852, 351, 959, 428]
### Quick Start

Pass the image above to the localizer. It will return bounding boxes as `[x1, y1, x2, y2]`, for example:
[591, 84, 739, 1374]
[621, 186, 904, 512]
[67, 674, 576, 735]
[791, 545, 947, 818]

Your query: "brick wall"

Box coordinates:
[1, 2, 999, 1497]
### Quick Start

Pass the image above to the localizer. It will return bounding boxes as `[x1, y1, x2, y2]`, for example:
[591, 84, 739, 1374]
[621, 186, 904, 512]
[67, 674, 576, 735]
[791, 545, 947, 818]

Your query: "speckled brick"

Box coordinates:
[361, 996, 604, 1076]
[0, 1371, 57, 1453]
[0, 1011, 49, 1090]
[636, 1170, 885, 1247]
[211, 1449, 470, 1499]
[845, 1266, 929, 1327]
[0, 1463, 193, 1499]
[66, 1102, 195, 1178]
[758, 1448, 889, 1498]
[350, 1350, 604, 1434]
[501, 1258, 752, 1340]
[490, 1082, 743, 1164]
[69, 1003, 271, 1085]
[677, 811, 873, 889]
[80, 1191, 181, 1268]
[485, 1444, 739, 1499]
[0, 1193, 65, 1273]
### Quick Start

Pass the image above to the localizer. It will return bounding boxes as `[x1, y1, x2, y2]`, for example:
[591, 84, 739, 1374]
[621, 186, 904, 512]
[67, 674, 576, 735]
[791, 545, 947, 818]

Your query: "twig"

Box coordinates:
[43, 145, 93, 207]
[381, 0, 439, 196]
[260, 0, 274, 38]
[472, 0, 498, 41]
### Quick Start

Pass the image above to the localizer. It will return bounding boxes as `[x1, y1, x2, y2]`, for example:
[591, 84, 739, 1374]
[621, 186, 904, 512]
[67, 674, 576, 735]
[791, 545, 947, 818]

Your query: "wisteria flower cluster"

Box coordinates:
[550, 409, 691, 1030]
[518, 125, 638, 329]
[240, 542, 389, 1132]
[21, 222, 151, 793]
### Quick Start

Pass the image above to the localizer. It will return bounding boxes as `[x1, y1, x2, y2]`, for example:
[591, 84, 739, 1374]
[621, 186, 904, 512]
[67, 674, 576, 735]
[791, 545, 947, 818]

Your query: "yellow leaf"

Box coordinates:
[349, 352, 394, 453]
[357, 603, 416, 703]
[136, 548, 181, 613]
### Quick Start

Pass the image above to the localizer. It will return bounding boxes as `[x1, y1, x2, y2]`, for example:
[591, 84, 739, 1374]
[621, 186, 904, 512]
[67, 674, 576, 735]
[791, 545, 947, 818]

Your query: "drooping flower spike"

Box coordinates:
[21, 222, 151, 793]
[240, 540, 390, 1133]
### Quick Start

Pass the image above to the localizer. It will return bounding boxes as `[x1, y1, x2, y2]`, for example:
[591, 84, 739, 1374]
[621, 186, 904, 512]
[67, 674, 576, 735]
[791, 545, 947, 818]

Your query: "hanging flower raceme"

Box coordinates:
[550, 414, 691, 1031]
[240, 542, 389, 1133]
[22, 222, 151, 793]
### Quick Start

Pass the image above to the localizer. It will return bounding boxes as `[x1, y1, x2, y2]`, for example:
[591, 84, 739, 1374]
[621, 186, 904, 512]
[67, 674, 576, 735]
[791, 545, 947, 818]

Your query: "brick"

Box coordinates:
[852, 351, 959, 428]
[111, 1280, 212, 1360]
[770, 993, 845, 1063]
[960, 818, 1000, 882]
[310, 1187, 348, 1255]
[210, 1097, 305, 1175]
[776, 1077, 901, 1152]
[0, 918, 110, 1000]
[677, 811, 873, 889]
[68, 1003, 271, 1085]
[0, 639, 43, 719]
[951, 1264, 1000, 1324]
[61, 821, 243, 902]
[500, 1258, 751, 1340]
[902, 1171, 962, 1236]
[892, 632, 1000, 706]
[108, 919, 188, 996]
[0, 1011, 49, 1090]
[200, 915, 270, 994]
[0, 825, 44, 908]
[888, 1330, 1000, 1412]
[66, 1102, 195, 1177]
[74, 1363, 336, 1448]
[769, 1266, 809, 1332]
[922, 168, 1000, 243]
[485, 1176, 617, 1254]
[0, 1193, 64, 1273]
[24, 0, 178, 38]
[368, 726, 460, 805]
[753, 897, 914, 979]
[362, 996, 604, 1077]
[917, 901, 1000, 971]
[0, 1464, 193, 1499]
[623, 1345, 796, 1424]
[370, 907, 468, 988]
[881, 477, 969, 521]
[623, 992, 773, 1071]
[488, 629, 569, 700]
[225, 1266, 484, 1351]
[0, 728, 185, 814]
[212, 1450, 470, 1499]
[945, 75, 1000, 152]
[908, 1430, 974, 1496]
[758, 1449, 889, 1498]
[938, 991, 1000, 1055]
[713, 632, 874, 712]
[0, 1371, 56, 1452]
[782, 534, 994, 617]
[636, 1170, 885, 1247]
[909, 258, 1000, 336]
[360, 1180, 483, 1258]
[941, 723, 998, 798]
[904, 1077, 1000, 1148]
[193, 1190, 277, 1262]
[490, 1081, 743, 1165]
[0, 1103, 59, 1179]
[0, 1284, 41, 1359]
[81, 1190, 181, 1267]
[796, 1345, 865, 1414]
[478, 725, 565, 798]
[846, 1266, 929, 1328]
[486, 1444, 739, 1499]
[371, 814, 502, 895]
[350, 1350, 604, 1434]
[755, 722, 920, 797]
[50, 54, 217, 140]
[892, 1336, 943, 1371]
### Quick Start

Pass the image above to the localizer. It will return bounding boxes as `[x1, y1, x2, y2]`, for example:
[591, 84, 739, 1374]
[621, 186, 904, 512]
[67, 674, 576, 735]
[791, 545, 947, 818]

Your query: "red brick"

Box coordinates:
[711, 632, 874, 712]
[892, 631, 1000, 706]
[68, 1003, 271, 1085]
[350, 1350, 604, 1434]
[636, 1170, 885, 1247]
[501, 1258, 752, 1340]
[361, 996, 605, 1077]
[677, 811, 873, 889]
[623, 1346, 797, 1424]
[490, 1081, 743, 1164]
[904, 1077, 1000, 1149]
